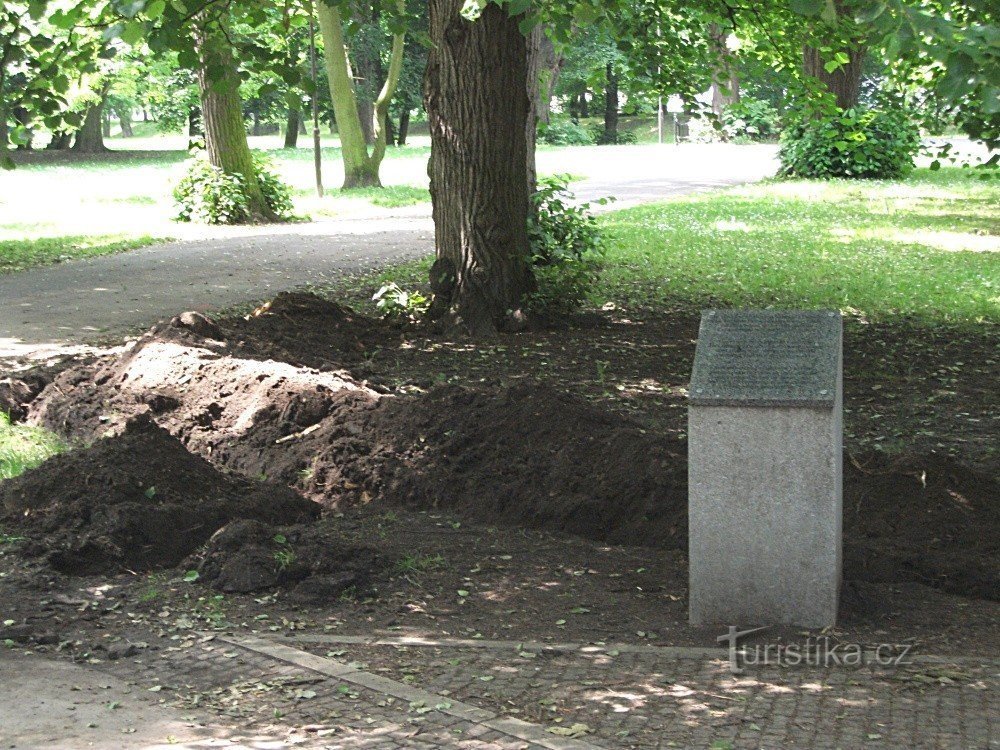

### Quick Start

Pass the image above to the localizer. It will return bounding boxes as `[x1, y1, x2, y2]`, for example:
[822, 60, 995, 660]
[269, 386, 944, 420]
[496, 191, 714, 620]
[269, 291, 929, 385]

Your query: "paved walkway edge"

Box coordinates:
[221, 634, 607, 750]
[279, 632, 1000, 666]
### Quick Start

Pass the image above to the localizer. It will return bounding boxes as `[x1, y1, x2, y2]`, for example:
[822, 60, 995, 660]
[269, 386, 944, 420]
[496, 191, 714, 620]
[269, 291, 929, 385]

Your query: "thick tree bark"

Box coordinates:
[802, 45, 865, 109]
[73, 95, 109, 152]
[603, 64, 619, 143]
[424, 1, 532, 335]
[525, 24, 559, 193]
[317, 0, 405, 188]
[195, 19, 278, 222]
[284, 107, 301, 148]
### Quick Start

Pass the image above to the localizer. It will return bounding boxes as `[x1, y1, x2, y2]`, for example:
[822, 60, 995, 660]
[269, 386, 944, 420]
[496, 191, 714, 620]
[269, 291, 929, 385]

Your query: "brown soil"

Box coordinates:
[0, 417, 318, 574]
[16, 296, 998, 604]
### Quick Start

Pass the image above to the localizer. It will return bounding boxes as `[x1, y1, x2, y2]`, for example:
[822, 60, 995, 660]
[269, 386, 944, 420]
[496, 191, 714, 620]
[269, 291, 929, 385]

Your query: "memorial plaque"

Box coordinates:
[688, 309, 843, 628]
[689, 310, 840, 407]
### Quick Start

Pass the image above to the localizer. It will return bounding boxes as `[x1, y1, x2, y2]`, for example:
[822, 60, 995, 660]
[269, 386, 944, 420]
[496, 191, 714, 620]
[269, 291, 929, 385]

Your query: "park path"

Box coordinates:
[0, 144, 778, 356]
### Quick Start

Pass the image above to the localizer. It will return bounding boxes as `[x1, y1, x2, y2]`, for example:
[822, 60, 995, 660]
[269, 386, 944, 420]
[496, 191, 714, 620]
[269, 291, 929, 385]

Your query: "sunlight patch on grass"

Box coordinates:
[599, 168, 1000, 323]
[0, 412, 66, 480]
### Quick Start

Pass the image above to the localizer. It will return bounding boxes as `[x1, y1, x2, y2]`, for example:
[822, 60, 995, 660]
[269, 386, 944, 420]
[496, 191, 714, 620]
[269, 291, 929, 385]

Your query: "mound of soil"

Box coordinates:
[189, 519, 382, 602]
[20, 298, 999, 601]
[843, 452, 999, 600]
[0, 418, 318, 574]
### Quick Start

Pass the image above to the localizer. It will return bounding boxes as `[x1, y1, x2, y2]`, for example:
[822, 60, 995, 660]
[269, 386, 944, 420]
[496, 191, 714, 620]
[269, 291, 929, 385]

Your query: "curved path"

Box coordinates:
[0, 144, 777, 356]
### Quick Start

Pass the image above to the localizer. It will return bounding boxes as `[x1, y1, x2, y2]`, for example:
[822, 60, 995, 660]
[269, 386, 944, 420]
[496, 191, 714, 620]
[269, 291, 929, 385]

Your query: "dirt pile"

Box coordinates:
[17, 298, 1000, 601]
[189, 519, 381, 601]
[843, 452, 999, 600]
[0, 418, 319, 574]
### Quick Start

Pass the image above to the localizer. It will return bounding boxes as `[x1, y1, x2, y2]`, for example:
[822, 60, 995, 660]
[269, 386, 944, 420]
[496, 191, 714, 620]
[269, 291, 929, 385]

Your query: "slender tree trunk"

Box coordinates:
[802, 46, 865, 109]
[73, 95, 109, 152]
[709, 24, 740, 119]
[424, 0, 532, 335]
[579, 90, 588, 119]
[195, 19, 278, 222]
[284, 107, 301, 148]
[357, 100, 376, 145]
[317, 0, 405, 188]
[188, 106, 203, 148]
[102, 112, 112, 138]
[385, 112, 396, 146]
[603, 64, 619, 143]
[47, 131, 70, 149]
[397, 109, 410, 145]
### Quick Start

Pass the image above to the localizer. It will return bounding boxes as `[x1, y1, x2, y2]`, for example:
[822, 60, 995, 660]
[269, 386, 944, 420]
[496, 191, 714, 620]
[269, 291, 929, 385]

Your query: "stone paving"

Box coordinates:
[75, 631, 998, 749]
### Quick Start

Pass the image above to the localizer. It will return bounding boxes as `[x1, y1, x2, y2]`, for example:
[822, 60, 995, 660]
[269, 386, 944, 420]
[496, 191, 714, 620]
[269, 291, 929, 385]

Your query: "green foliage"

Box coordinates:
[538, 119, 594, 145]
[372, 282, 430, 319]
[526, 175, 606, 316]
[778, 108, 921, 179]
[722, 97, 781, 142]
[588, 124, 637, 145]
[173, 153, 293, 224]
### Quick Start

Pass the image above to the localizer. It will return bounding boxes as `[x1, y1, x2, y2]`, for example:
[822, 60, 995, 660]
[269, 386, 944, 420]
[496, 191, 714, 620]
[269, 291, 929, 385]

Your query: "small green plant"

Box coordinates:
[173, 153, 293, 224]
[526, 175, 606, 316]
[395, 553, 445, 575]
[778, 107, 921, 179]
[538, 119, 594, 146]
[587, 124, 637, 145]
[372, 282, 430, 319]
[273, 533, 296, 570]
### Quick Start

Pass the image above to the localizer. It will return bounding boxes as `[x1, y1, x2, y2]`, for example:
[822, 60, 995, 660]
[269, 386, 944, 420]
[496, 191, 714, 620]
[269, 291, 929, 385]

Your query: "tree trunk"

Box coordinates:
[188, 106, 203, 149]
[195, 19, 278, 222]
[317, 0, 405, 188]
[47, 131, 70, 149]
[579, 90, 588, 119]
[397, 109, 410, 145]
[385, 112, 396, 147]
[525, 24, 556, 193]
[424, 0, 532, 335]
[73, 98, 108, 152]
[116, 107, 134, 137]
[102, 112, 112, 138]
[802, 45, 865, 110]
[603, 64, 619, 143]
[709, 24, 740, 119]
[357, 100, 376, 145]
[284, 108, 301, 148]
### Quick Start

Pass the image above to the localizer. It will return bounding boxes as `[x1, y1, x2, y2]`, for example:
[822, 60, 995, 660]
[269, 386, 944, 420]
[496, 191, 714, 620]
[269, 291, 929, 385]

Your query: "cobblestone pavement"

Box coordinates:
[70, 630, 998, 750]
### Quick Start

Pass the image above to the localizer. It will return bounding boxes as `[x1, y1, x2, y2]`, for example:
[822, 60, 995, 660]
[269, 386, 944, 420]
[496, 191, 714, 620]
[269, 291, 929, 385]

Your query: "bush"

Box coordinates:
[526, 175, 606, 316]
[778, 108, 921, 179]
[722, 97, 781, 142]
[372, 282, 429, 319]
[587, 123, 637, 145]
[538, 119, 594, 146]
[174, 153, 293, 224]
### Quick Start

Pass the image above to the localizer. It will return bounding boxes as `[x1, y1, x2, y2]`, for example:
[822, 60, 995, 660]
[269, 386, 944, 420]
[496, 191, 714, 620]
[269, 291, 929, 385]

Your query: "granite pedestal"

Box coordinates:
[688, 310, 842, 628]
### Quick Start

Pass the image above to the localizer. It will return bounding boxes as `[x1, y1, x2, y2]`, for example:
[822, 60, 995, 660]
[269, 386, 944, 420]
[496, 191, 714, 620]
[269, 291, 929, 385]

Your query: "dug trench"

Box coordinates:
[2, 293, 997, 614]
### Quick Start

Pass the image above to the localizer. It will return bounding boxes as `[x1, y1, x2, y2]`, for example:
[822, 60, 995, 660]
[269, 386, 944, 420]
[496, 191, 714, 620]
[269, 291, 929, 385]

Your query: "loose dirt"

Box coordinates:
[7, 293, 999, 609]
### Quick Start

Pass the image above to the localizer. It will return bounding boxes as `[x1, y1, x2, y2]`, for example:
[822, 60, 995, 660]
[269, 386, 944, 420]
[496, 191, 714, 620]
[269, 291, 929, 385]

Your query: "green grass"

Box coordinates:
[0, 412, 66, 480]
[599, 168, 1000, 323]
[0, 235, 166, 275]
[297, 184, 430, 209]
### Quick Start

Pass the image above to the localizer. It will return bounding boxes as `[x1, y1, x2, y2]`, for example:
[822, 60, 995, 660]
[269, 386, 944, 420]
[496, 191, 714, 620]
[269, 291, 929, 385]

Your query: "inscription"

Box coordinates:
[689, 310, 840, 406]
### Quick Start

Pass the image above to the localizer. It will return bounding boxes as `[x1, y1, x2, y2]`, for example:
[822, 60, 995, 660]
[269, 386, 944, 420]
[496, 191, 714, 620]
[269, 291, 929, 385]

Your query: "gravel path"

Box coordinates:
[0, 144, 778, 354]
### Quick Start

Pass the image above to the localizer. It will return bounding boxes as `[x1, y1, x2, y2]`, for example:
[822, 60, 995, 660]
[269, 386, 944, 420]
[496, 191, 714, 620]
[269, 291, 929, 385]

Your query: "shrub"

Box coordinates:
[538, 119, 594, 146]
[174, 153, 293, 224]
[587, 123, 637, 144]
[722, 97, 781, 142]
[778, 108, 921, 179]
[526, 175, 606, 316]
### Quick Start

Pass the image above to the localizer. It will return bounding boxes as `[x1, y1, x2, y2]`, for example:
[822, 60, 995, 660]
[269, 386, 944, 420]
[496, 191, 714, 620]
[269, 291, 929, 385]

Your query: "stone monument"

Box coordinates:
[688, 309, 842, 628]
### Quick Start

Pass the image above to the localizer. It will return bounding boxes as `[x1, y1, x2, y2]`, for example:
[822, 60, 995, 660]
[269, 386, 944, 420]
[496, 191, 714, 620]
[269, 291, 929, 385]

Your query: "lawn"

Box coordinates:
[600, 168, 999, 323]
[0, 412, 65, 480]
